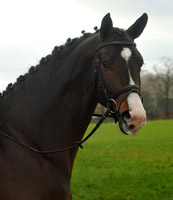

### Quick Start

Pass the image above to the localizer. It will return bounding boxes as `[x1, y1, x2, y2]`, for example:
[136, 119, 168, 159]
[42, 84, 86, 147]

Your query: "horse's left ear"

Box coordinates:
[127, 13, 148, 39]
[100, 13, 113, 39]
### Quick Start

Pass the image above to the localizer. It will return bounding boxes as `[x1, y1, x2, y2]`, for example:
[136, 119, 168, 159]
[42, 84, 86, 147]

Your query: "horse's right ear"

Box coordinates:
[100, 13, 113, 39]
[127, 13, 148, 39]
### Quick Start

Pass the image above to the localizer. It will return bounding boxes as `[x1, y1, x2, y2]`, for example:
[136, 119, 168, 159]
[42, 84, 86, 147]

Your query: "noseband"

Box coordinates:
[96, 41, 142, 122]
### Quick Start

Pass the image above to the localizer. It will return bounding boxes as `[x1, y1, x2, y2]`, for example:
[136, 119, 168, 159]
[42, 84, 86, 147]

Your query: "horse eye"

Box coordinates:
[101, 61, 110, 69]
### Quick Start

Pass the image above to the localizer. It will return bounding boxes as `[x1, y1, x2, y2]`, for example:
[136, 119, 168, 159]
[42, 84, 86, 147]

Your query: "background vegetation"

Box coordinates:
[71, 120, 173, 200]
[142, 57, 173, 119]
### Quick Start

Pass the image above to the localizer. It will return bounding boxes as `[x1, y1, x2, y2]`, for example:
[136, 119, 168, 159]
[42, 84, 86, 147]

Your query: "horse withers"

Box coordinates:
[0, 13, 148, 199]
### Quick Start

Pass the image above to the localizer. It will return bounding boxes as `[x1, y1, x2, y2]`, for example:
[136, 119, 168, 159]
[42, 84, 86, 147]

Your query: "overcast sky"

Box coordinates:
[0, 0, 173, 91]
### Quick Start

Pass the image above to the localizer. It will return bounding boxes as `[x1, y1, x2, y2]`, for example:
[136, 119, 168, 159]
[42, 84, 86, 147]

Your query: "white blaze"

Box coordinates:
[121, 48, 146, 135]
[121, 47, 131, 63]
[128, 93, 146, 117]
[121, 47, 135, 85]
[127, 93, 146, 134]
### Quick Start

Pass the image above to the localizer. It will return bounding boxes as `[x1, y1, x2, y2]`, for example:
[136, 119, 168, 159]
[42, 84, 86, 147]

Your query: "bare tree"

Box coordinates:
[142, 73, 160, 119]
[153, 57, 173, 118]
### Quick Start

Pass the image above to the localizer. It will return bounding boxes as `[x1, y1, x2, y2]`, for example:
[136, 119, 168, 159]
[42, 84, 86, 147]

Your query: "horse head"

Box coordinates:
[96, 13, 148, 135]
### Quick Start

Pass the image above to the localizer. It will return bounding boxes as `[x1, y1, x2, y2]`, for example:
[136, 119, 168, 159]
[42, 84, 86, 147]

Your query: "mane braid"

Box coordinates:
[0, 31, 97, 99]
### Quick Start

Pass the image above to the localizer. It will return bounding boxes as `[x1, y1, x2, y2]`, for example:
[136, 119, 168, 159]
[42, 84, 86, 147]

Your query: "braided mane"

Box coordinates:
[0, 28, 99, 98]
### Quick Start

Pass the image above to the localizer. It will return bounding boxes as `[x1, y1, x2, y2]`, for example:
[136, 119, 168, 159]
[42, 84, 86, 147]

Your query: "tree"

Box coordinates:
[153, 57, 173, 118]
[142, 73, 161, 119]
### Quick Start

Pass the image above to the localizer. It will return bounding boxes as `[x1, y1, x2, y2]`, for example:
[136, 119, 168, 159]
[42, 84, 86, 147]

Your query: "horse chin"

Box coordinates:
[119, 115, 138, 135]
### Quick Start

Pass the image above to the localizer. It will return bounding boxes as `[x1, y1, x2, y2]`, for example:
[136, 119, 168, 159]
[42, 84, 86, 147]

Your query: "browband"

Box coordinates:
[96, 41, 136, 51]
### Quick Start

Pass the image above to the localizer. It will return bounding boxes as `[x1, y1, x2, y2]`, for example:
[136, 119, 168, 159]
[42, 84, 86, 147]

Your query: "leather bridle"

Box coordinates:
[96, 41, 142, 122]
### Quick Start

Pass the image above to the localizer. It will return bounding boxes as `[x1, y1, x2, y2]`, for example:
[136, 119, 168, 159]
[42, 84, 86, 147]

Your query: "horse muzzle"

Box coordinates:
[118, 93, 146, 135]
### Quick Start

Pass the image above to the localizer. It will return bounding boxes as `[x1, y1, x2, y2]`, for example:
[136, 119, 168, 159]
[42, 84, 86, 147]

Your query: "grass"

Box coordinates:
[71, 120, 173, 200]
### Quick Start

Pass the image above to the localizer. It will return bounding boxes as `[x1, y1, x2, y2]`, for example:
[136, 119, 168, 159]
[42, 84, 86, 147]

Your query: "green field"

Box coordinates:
[71, 120, 173, 200]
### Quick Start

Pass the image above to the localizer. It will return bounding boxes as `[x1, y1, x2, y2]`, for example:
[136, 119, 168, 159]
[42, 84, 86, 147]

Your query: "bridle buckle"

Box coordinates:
[107, 99, 118, 114]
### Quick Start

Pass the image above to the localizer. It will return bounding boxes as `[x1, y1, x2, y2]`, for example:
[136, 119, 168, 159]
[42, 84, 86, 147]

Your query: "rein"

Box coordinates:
[0, 112, 109, 154]
[0, 40, 142, 154]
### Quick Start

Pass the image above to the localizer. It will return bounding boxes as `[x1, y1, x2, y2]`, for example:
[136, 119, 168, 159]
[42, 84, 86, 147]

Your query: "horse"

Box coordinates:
[0, 13, 148, 199]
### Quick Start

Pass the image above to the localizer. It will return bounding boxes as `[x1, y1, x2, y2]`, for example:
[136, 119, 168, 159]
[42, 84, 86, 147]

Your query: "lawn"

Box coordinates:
[71, 120, 173, 200]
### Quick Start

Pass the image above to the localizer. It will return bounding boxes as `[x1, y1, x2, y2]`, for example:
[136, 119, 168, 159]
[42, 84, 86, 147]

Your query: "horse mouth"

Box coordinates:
[119, 111, 138, 135]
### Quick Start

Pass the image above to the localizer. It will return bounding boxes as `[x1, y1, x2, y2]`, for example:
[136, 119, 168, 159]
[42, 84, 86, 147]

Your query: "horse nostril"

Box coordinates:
[122, 111, 132, 123]
[127, 124, 135, 130]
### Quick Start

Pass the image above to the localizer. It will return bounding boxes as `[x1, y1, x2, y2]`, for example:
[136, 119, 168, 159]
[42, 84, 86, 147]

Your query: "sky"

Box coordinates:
[0, 0, 173, 91]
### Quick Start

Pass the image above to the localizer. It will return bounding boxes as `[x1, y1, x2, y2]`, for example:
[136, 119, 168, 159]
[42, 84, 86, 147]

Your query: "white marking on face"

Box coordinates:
[126, 93, 146, 135]
[129, 74, 135, 85]
[121, 47, 135, 85]
[121, 47, 132, 63]
[128, 93, 146, 116]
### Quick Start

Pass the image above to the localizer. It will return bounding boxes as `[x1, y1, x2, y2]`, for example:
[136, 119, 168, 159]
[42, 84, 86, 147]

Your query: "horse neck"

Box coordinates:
[1, 34, 98, 148]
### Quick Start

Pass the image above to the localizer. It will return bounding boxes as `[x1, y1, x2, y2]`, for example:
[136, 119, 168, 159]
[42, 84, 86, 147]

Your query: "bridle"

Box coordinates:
[95, 40, 142, 122]
[0, 40, 143, 154]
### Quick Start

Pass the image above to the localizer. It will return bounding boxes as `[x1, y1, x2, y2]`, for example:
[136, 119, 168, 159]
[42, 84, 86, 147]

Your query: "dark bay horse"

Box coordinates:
[0, 13, 148, 199]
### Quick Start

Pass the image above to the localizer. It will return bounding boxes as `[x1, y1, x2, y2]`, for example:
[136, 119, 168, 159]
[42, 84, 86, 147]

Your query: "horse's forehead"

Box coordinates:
[121, 48, 132, 63]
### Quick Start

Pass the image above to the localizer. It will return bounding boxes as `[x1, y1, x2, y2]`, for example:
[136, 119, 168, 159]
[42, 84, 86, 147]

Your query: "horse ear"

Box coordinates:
[127, 13, 148, 39]
[100, 13, 113, 39]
